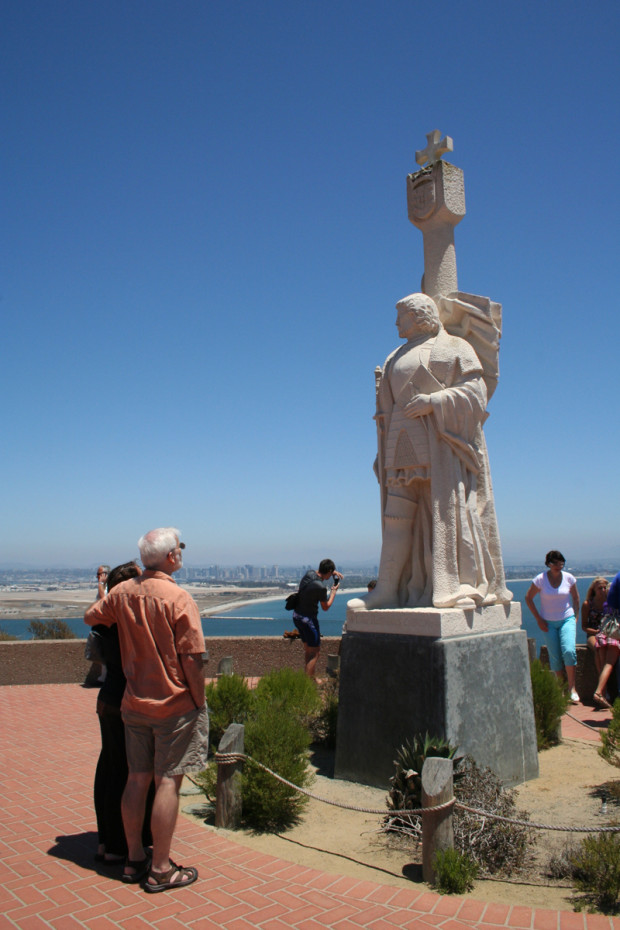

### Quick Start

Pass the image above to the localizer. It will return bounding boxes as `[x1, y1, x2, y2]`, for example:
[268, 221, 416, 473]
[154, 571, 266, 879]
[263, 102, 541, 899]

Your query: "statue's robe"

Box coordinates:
[378, 327, 511, 608]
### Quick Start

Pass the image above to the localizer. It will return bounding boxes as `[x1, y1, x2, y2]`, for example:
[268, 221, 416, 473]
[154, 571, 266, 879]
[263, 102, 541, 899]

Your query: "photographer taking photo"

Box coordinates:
[292, 559, 343, 678]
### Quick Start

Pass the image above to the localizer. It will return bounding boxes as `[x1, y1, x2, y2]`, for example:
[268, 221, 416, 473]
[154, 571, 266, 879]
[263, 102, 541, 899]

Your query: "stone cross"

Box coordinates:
[415, 130, 454, 167]
[407, 130, 465, 296]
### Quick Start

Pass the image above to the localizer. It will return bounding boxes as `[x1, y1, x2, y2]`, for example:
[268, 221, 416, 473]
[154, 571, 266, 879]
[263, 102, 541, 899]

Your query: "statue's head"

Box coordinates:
[395, 293, 440, 338]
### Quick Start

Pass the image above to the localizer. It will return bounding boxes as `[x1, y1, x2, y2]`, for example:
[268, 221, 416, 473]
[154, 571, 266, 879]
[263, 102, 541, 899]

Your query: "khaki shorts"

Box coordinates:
[123, 704, 209, 777]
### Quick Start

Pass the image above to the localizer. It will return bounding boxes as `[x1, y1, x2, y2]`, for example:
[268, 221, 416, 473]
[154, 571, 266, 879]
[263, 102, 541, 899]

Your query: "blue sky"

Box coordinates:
[2, 0, 619, 569]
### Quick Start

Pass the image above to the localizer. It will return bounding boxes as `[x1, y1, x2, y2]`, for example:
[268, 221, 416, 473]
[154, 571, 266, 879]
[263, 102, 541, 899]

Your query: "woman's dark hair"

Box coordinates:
[318, 558, 336, 575]
[107, 561, 141, 590]
[545, 550, 565, 566]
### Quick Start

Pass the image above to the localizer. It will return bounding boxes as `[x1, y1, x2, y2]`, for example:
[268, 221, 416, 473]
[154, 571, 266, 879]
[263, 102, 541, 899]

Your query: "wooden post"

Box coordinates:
[215, 723, 244, 829]
[527, 638, 537, 663]
[421, 756, 454, 884]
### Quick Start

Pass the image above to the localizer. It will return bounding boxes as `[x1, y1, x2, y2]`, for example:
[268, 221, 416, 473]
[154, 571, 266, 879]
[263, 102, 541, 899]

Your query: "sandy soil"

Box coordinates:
[0, 585, 286, 620]
[181, 735, 620, 910]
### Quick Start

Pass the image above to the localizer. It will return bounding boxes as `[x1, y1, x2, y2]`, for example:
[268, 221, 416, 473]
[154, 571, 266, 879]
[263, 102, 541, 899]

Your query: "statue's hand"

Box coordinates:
[403, 394, 433, 418]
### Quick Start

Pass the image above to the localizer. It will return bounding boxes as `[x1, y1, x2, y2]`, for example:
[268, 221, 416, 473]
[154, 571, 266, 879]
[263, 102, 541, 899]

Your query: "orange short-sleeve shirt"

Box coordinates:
[85, 570, 205, 718]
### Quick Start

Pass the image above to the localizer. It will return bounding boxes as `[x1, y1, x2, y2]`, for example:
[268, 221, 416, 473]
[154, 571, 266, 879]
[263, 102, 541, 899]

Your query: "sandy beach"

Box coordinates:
[0, 584, 288, 621]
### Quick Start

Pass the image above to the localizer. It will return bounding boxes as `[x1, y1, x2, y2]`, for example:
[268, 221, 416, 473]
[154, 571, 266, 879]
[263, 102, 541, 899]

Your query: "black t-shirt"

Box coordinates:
[296, 570, 329, 621]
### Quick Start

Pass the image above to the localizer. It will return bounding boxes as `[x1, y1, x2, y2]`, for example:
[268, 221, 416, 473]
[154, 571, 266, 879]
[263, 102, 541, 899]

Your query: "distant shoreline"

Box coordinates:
[0, 575, 612, 623]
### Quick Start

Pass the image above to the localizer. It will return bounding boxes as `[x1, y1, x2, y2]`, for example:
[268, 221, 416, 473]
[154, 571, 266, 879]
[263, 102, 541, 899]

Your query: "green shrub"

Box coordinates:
[599, 699, 620, 766]
[0, 627, 18, 641]
[571, 833, 620, 913]
[197, 668, 316, 832]
[433, 847, 478, 894]
[27, 619, 76, 640]
[254, 667, 321, 722]
[242, 699, 313, 831]
[192, 762, 217, 803]
[205, 674, 253, 748]
[530, 659, 569, 750]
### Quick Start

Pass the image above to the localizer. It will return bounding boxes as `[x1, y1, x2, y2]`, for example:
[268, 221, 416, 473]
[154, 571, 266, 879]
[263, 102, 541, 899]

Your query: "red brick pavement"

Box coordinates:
[561, 700, 612, 741]
[1, 684, 618, 930]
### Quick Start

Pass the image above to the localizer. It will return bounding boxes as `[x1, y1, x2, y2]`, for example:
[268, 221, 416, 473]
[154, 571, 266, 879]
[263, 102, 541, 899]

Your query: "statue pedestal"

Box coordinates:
[334, 602, 539, 788]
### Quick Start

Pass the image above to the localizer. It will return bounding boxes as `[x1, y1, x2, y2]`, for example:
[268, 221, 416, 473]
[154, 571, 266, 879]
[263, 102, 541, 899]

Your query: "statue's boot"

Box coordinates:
[347, 499, 416, 610]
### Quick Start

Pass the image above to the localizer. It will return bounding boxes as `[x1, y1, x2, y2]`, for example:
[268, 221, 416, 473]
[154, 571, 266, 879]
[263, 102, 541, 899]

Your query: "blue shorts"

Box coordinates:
[543, 615, 577, 672]
[292, 612, 320, 648]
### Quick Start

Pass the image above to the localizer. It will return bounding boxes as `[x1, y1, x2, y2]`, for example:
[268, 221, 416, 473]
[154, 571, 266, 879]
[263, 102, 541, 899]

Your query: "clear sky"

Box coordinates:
[2, 0, 619, 570]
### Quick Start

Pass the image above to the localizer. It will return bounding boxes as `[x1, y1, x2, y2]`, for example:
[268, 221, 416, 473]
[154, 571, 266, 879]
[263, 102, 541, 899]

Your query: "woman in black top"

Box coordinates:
[93, 561, 154, 864]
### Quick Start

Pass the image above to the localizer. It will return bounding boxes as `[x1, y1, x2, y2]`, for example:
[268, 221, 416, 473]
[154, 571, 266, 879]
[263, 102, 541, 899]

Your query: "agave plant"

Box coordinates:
[387, 732, 463, 814]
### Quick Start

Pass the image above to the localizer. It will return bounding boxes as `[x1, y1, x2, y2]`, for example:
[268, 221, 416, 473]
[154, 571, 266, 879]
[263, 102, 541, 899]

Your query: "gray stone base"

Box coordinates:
[334, 605, 539, 789]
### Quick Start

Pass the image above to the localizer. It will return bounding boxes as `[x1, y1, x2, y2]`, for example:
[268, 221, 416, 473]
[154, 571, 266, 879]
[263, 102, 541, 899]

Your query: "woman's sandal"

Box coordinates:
[122, 856, 151, 884]
[142, 860, 198, 893]
[594, 692, 612, 710]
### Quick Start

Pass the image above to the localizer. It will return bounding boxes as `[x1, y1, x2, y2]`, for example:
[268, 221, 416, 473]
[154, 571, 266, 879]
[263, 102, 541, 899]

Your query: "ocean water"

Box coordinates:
[2, 576, 608, 649]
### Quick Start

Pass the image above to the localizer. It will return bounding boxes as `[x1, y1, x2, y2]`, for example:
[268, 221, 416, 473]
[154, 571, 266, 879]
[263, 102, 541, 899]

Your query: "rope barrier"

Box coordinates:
[212, 750, 620, 832]
[564, 710, 609, 734]
[214, 751, 454, 815]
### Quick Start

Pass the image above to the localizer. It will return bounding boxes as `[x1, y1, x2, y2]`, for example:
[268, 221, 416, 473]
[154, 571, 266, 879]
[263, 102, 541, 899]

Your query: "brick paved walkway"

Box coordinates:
[1, 684, 618, 930]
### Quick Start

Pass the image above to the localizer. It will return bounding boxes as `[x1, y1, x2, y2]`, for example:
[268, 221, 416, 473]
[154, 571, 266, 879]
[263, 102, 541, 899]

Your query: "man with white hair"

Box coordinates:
[85, 527, 208, 894]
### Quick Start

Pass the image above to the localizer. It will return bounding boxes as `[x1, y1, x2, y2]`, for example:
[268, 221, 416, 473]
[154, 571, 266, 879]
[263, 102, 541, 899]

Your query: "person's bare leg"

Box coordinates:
[595, 647, 620, 702]
[122, 772, 152, 873]
[565, 665, 576, 692]
[304, 645, 320, 678]
[150, 773, 184, 874]
[591, 639, 604, 675]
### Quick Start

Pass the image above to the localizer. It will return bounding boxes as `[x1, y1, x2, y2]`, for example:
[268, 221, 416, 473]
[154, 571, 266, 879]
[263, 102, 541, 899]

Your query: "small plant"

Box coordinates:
[546, 842, 582, 880]
[453, 757, 532, 875]
[571, 832, 620, 914]
[254, 667, 321, 723]
[242, 699, 313, 831]
[530, 659, 569, 750]
[0, 627, 18, 641]
[205, 673, 253, 748]
[192, 762, 217, 803]
[27, 619, 75, 640]
[383, 754, 533, 877]
[386, 733, 463, 825]
[197, 667, 316, 832]
[433, 847, 478, 894]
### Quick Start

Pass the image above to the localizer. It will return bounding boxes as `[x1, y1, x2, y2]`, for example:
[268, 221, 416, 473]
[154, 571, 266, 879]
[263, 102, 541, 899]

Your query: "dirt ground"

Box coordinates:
[181, 735, 620, 910]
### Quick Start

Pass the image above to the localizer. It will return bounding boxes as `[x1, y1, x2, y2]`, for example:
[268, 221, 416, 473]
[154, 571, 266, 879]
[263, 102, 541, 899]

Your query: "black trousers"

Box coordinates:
[94, 699, 154, 855]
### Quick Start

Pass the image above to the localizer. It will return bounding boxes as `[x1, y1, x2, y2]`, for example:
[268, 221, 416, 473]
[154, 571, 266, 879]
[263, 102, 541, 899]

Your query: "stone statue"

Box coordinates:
[348, 291, 512, 611]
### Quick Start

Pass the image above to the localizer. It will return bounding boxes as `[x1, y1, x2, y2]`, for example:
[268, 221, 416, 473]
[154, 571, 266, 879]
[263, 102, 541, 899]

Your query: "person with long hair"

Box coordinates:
[593, 573, 620, 709]
[525, 550, 580, 703]
[581, 577, 610, 677]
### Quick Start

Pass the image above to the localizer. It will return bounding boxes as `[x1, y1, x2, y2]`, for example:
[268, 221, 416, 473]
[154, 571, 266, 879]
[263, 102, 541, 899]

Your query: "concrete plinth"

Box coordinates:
[334, 602, 538, 788]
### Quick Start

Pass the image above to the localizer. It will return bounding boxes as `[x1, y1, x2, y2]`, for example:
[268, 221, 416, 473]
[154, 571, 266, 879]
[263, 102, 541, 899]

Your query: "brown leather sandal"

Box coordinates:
[143, 860, 198, 893]
[594, 692, 612, 710]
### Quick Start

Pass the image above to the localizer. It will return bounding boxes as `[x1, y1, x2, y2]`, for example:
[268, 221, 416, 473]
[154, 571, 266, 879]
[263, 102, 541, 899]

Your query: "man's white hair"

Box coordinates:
[138, 527, 181, 569]
[395, 293, 441, 335]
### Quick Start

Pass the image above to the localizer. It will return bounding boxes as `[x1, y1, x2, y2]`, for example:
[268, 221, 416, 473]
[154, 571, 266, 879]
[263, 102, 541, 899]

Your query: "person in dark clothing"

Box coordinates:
[292, 558, 342, 677]
[93, 561, 155, 862]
